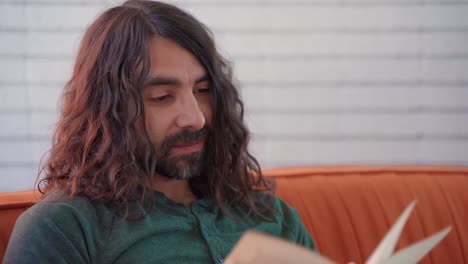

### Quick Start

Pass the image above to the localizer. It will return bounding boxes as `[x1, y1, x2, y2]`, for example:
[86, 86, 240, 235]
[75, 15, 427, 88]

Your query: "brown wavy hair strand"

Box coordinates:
[39, 0, 275, 220]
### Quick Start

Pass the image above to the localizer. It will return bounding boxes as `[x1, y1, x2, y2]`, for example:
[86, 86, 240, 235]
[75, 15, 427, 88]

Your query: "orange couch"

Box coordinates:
[1, 166, 467, 263]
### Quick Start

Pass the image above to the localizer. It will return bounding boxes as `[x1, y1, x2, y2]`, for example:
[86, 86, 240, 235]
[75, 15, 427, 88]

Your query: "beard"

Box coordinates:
[154, 127, 209, 180]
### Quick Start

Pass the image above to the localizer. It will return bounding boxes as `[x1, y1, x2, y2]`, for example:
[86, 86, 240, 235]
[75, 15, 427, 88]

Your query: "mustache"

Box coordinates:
[158, 126, 209, 155]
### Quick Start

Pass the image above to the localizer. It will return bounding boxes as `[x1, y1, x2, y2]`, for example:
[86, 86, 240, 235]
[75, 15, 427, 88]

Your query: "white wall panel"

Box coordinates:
[25, 6, 103, 30]
[1, 0, 467, 191]
[257, 140, 468, 166]
[0, 32, 26, 55]
[0, 168, 38, 192]
[246, 113, 468, 136]
[0, 59, 25, 82]
[0, 113, 29, 137]
[28, 86, 62, 110]
[0, 87, 28, 110]
[25, 59, 72, 83]
[26, 32, 82, 57]
[242, 86, 468, 110]
[0, 141, 50, 163]
[0, 5, 25, 29]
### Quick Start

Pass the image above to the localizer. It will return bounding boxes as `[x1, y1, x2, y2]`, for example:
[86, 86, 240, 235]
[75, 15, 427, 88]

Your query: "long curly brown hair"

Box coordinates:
[39, 0, 274, 220]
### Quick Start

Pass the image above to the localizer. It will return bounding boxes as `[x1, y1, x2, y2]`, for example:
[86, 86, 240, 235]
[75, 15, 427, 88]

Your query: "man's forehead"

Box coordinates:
[147, 37, 208, 84]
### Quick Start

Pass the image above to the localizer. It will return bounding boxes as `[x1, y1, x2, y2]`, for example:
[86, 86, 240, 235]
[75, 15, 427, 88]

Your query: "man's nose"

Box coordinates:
[175, 93, 206, 130]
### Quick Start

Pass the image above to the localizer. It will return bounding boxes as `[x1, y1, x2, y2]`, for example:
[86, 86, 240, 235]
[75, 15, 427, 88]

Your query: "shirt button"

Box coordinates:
[217, 255, 224, 263]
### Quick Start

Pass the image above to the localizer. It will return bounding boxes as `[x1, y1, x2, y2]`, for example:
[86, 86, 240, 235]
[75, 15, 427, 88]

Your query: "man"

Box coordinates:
[4, 1, 315, 263]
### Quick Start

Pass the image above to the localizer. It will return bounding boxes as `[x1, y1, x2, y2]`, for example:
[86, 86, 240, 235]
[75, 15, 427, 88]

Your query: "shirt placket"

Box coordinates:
[190, 203, 226, 264]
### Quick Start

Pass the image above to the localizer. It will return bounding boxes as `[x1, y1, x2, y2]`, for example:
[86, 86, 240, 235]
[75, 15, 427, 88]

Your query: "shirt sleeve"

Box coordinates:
[294, 214, 316, 251]
[274, 196, 317, 252]
[3, 202, 90, 264]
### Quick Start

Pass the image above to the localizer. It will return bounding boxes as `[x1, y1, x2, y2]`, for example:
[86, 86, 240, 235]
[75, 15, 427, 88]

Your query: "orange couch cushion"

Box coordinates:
[268, 166, 468, 263]
[0, 190, 41, 260]
[1, 166, 467, 263]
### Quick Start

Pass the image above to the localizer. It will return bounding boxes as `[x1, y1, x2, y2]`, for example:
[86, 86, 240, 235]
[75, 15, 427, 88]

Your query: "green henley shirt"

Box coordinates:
[4, 190, 315, 263]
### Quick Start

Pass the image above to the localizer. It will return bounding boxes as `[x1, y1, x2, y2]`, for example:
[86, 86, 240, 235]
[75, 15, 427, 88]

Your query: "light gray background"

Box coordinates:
[1, 0, 468, 191]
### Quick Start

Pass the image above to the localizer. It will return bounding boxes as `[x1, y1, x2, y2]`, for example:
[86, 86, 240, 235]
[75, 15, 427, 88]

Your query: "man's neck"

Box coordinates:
[151, 175, 197, 206]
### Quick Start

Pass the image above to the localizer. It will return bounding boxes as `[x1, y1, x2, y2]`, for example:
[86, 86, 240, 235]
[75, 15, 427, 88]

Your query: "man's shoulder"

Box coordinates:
[253, 191, 299, 215]
[254, 191, 306, 230]
[6, 190, 111, 263]
[19, 189, 109, 229]
[254, 192, 316, 248]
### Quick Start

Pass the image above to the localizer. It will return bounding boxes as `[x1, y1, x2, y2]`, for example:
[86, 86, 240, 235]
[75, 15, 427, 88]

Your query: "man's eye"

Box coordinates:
[195, 87, 211, 94]
[151, 95, 170, 102]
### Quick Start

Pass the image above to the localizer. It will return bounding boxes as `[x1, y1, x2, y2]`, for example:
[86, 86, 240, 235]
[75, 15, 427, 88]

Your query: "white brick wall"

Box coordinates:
[1, 0, 467, 191]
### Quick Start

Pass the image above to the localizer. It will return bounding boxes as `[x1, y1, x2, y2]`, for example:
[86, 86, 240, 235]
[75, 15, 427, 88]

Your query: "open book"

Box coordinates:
[225, 201, 451, 264]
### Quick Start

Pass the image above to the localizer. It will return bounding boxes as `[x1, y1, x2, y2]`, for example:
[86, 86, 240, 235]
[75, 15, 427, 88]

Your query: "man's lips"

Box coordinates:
[172, 140, 204, 153]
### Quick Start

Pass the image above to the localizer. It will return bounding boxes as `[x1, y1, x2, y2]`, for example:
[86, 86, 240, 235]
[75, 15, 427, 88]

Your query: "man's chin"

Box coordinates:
[156, 154, 203, 180]
[170, 152, 201, 165]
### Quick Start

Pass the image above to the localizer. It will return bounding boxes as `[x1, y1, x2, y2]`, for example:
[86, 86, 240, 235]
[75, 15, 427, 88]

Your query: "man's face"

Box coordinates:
[142, 37, 213, 180]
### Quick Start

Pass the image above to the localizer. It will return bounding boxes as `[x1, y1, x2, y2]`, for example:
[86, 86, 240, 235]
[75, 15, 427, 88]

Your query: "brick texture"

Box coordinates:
[0, 0, 467, 191]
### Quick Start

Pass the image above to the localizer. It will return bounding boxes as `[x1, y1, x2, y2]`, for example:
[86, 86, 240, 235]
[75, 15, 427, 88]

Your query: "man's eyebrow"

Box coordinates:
[144, 74, 210, 87]
[144, 76, 181, 87]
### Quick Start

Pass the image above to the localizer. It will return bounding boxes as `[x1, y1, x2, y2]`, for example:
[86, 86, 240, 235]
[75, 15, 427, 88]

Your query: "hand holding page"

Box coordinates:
[224, 230, 335, 264]
[225, 200, 451, 264]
